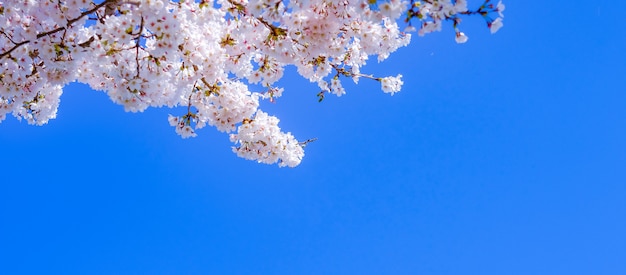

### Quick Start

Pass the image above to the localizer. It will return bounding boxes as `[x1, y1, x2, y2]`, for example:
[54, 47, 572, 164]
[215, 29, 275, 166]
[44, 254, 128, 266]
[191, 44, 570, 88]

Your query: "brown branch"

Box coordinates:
[134, 16, 145, 78]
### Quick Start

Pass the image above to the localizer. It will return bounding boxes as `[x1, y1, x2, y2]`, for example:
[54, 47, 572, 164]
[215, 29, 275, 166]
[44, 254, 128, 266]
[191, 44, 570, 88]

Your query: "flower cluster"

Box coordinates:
[230, 111, 304, 167]
[0, 0, 503, 167]
[404, 0, 505, 43]
[380, 75, 404, 95]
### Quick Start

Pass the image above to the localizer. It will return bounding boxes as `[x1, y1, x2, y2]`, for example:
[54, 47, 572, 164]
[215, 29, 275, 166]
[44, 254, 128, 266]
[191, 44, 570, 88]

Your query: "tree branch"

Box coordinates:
[0, 0, 114, 60]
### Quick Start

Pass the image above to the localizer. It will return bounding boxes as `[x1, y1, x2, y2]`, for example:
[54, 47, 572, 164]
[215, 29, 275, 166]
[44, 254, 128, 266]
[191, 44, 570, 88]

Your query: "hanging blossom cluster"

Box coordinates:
[0, 0, 504, 167]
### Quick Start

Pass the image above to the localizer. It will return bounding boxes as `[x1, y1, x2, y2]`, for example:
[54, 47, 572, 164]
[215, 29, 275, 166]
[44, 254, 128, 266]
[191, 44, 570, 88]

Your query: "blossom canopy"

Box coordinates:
[0, 0, 504, 167]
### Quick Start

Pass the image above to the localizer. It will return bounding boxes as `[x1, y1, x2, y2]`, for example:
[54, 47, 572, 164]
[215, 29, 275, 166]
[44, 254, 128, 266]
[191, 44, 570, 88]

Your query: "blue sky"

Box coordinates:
[1, 1, 625, 274]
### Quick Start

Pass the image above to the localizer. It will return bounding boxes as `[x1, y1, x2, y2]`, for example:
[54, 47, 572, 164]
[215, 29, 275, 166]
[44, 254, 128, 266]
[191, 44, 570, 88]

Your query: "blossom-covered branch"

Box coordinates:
[0, 0, 504, 167]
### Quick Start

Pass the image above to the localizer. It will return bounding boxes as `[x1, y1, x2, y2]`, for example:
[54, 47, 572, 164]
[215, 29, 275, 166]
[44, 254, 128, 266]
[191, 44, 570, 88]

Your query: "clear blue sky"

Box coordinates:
[1, 2, 625, 274]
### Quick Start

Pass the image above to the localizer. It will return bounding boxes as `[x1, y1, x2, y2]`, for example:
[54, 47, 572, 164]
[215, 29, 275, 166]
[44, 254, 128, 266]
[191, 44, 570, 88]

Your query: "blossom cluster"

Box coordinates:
[0, 0, 503, 167]
[403, 0, 505, 43]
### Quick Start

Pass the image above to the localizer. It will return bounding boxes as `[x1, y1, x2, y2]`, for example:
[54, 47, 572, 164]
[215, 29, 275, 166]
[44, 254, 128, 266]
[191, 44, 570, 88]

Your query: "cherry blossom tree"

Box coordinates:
[0, 0, 504, 167]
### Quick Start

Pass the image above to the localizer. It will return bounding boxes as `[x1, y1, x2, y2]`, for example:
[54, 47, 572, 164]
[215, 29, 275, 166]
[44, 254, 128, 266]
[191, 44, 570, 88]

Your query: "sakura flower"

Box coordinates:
[455, 32, 469, 44]
[490, 18, 504, 34]
[497, 1, 506, 17]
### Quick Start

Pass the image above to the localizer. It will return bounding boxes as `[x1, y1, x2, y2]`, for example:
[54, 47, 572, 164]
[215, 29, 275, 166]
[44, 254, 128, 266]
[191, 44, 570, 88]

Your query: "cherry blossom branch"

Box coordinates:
[0, 0, 504, 166]
[0, 0, 113, 60]
[330, 64, 378, 81]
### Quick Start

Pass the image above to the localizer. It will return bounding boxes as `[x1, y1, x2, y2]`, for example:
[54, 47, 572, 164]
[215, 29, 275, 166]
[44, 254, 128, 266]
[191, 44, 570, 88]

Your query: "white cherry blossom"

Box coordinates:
[455, 32, 468, 44]
[490, 17, 504, 34]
